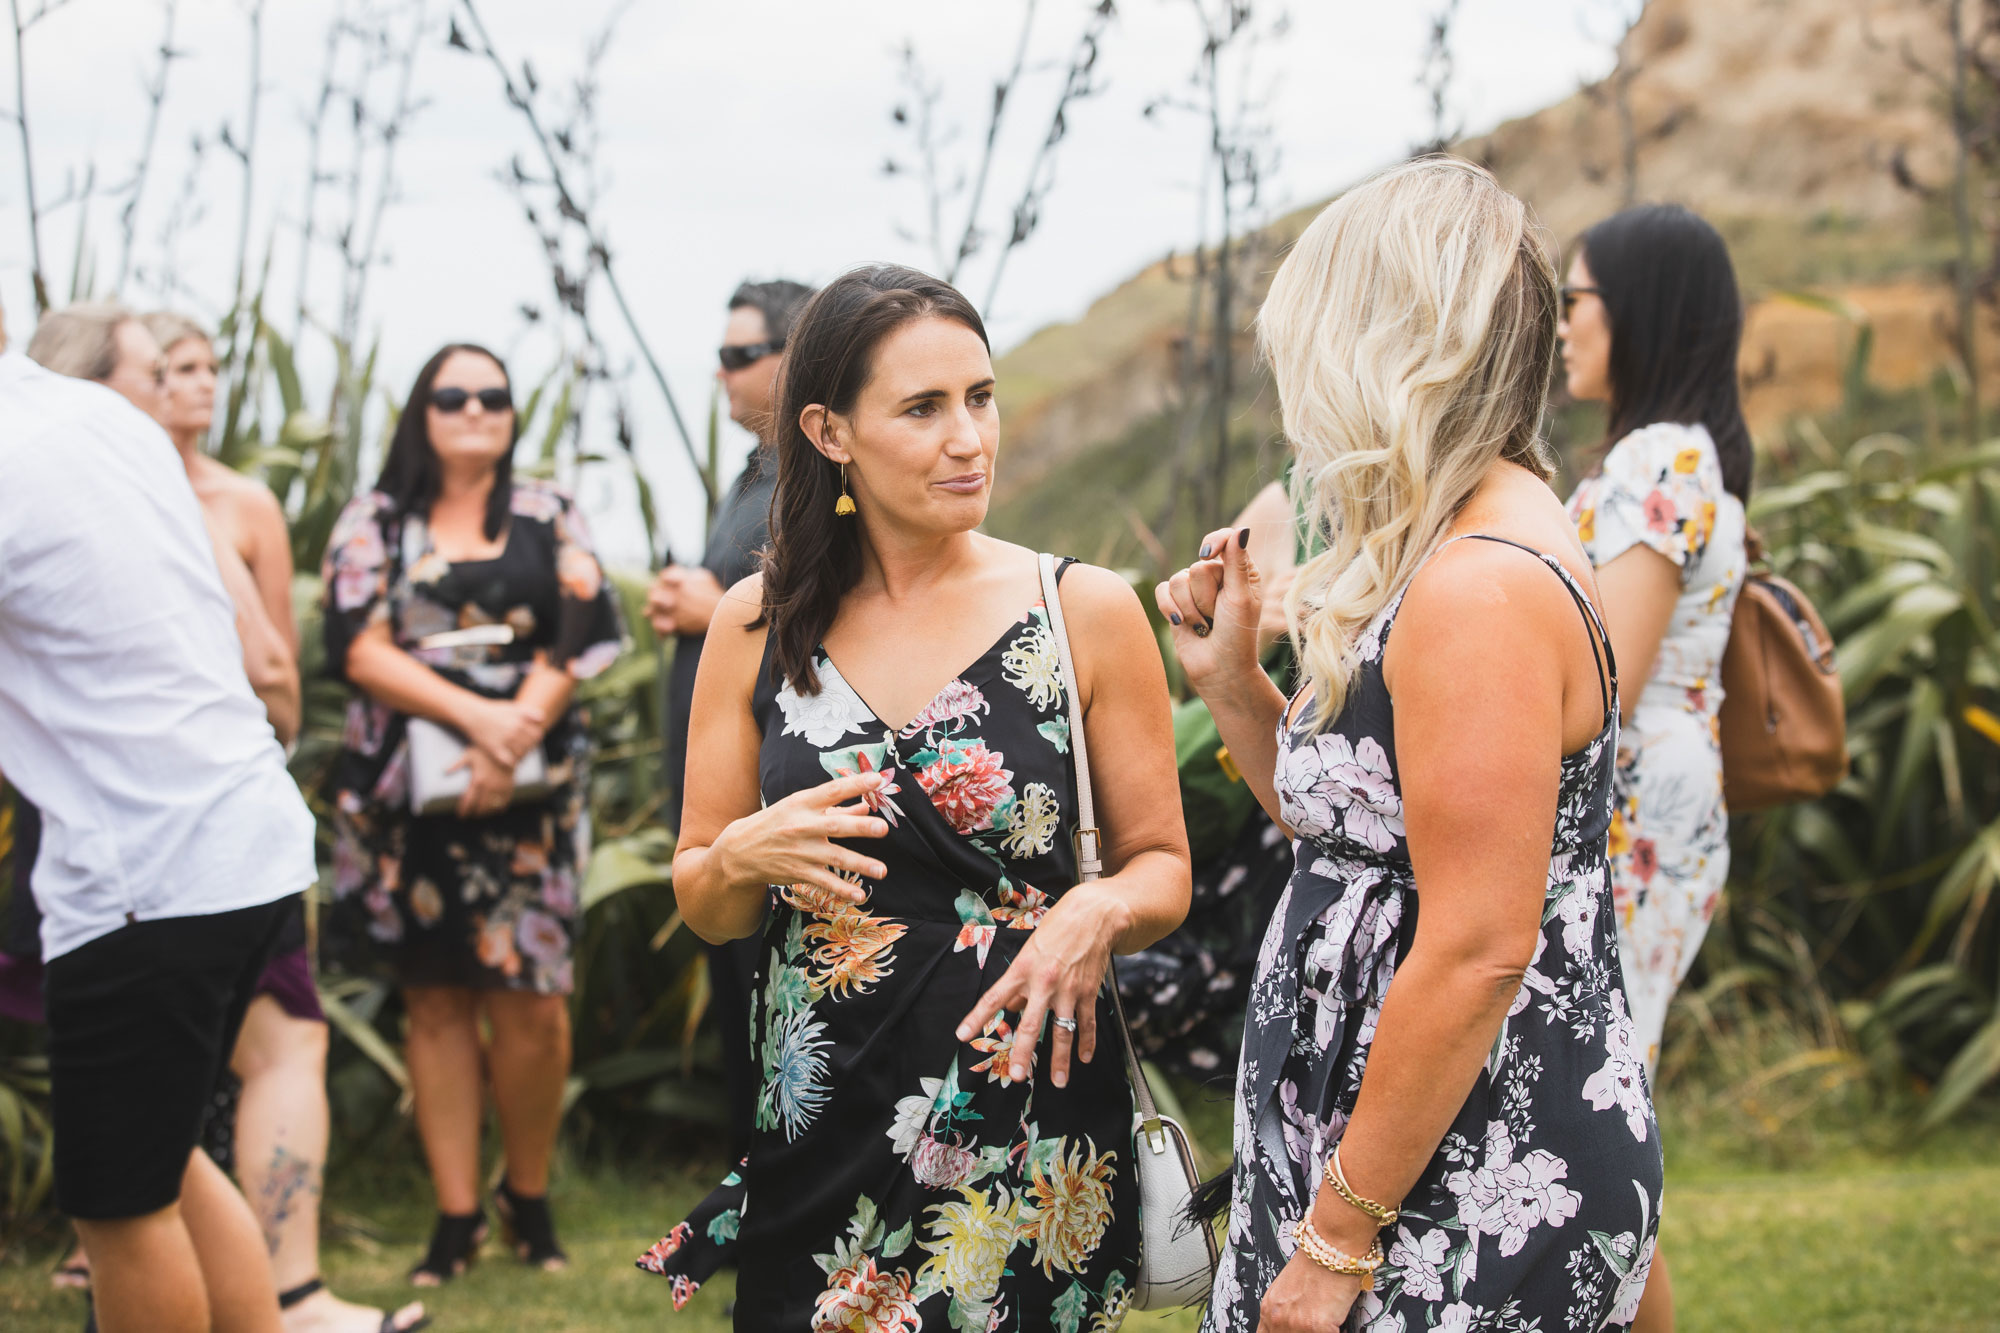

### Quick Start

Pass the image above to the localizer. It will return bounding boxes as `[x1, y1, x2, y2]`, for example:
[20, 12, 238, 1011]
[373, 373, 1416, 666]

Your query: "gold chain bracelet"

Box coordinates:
[1294, 1214, 1384, 1289]
[1322, 1143, 1399, 1227]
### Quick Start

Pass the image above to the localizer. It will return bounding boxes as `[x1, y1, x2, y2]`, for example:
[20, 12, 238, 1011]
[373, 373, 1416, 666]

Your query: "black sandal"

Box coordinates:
[493, 1179, 568, 1271]
[281, 1278, 432, 1331]
[408, 1209, 488, 1287]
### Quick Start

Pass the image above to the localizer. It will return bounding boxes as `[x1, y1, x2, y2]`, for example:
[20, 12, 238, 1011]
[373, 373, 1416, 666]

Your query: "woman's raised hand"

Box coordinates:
[458, 695, 547, 767]
[1157, 526, 1265, 690]
[712, 771, 893, 906]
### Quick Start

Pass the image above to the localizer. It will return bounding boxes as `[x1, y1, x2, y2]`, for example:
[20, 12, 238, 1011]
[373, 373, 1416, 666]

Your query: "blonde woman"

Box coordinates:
[1161, 158, 1663, 1332]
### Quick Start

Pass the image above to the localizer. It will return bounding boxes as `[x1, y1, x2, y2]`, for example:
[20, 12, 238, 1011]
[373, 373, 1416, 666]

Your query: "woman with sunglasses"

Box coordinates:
[321, 344, 624, 1286]
[1558, 205, 1751, 1333]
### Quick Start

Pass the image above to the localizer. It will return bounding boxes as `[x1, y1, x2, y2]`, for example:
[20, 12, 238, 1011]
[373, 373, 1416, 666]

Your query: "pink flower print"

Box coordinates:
[1584, 991, 1652, 1141]
[1492, 1150, 1581, 1254]
[516, 909, 569, 966]
[1324, 735, 1406, 853]
[834, 749, 906, 827]
[1641, 489, 1676, 535]
[916, 741, 1014, 835]
[541, 866, 578, 916]
[1630, 838, 1659, 884]
[668, 1275, 700, 1310]
[1386, 1227, 1451, 1303]
[910, 1133, 981, 1190]
[510, 484, 565, 523]
[899, 677, 991, 738]
[568, 640, 620, 680]
[557, 543, 602, 600]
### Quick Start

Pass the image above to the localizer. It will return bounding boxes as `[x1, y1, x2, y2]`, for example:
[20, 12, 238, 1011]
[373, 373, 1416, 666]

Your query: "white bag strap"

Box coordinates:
[1036, 553, 1165, 1135]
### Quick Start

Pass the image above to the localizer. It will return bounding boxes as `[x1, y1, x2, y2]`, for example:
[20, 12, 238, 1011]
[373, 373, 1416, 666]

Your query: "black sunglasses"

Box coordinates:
[718, 339, 784, 372]
[1559, 285, 1601, 315]
[431, 386, 513, 414]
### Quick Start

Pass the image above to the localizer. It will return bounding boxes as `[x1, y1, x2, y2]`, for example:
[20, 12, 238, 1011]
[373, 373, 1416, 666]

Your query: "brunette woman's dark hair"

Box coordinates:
[377, 343, 517, 539]
[1577, 204, 1753, 501]
[758, 264, 989, 695]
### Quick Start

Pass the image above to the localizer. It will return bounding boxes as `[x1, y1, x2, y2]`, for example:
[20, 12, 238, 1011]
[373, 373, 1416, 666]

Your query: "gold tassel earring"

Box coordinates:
[834, 464, 857, 516]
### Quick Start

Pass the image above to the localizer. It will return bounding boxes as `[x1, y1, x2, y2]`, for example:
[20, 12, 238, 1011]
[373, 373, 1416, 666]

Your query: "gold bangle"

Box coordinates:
[1294, 1214, 1383, 1289]
[1322, 1143, 1399, 1227]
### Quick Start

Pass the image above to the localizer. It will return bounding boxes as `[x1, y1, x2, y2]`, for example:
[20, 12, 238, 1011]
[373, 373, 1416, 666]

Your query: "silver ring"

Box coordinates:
[1053, 1016, 1078, 1033]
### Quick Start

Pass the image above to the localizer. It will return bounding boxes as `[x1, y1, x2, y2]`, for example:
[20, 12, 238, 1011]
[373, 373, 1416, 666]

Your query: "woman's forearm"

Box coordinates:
[1191, 668, 1290, 829]
[516, 661, 577, 734]
[672, 837, 768, 944]
[344, 635, 485, 732]
[1308, 942, 1526, 1248]
[1091, 847, 1192, 956]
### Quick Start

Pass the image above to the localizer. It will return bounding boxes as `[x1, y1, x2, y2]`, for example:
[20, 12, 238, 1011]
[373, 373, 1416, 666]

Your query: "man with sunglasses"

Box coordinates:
[645, 277, 813, 1171]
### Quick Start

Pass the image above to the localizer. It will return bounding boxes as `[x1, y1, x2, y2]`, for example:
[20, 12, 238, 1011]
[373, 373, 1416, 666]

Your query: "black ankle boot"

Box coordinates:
[409, 1208, 488, 1286]
[494, 1179, 568, 1271]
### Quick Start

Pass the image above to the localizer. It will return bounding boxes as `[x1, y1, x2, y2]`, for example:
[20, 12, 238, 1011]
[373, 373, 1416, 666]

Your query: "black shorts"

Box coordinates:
[45, 896, 292, 1220]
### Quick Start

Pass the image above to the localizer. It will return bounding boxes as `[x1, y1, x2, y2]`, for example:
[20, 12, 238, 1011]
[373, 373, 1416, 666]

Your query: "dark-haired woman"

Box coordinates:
[322, 344, 623, 1286]
[1560, 204, 1750, 1333]
[636, 265, 1190, 1329]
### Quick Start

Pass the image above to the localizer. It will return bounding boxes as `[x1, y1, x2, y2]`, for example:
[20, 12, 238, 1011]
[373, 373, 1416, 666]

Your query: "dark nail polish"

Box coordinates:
[1169, 612, 1182, 626]
[1198, 542, 1213, 559]
[1238, 527, 1251, 548]
[1193, 622, 1211, 638]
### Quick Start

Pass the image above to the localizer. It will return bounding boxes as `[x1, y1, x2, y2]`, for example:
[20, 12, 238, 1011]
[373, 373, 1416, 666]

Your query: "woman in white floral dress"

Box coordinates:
[640, 265, 1191, 1330]
[1559, 206, 1751, 1331]
[1162, 159, 1662, 1333]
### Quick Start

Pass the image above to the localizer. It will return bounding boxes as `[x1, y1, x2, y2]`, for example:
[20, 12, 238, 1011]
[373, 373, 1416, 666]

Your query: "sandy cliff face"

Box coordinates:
[992, 0, 1956, 502]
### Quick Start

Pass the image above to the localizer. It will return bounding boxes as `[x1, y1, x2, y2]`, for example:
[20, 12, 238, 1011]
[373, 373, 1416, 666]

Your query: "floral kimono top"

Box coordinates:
[320, 480, 623, 994]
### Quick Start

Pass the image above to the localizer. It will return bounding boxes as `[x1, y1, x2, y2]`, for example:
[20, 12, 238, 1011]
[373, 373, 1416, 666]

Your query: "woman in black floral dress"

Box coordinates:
[638, 265, 1190, 1330]
[323, 343, 623, 1284]
[1160, 159, 1662, 1332]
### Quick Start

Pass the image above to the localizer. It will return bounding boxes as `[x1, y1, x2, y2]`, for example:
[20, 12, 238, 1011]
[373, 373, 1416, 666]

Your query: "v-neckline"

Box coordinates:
[821, 590, 1045, 737]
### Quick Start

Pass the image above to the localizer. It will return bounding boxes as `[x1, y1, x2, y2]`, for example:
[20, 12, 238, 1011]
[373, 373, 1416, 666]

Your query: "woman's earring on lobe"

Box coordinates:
[835, 464, 857, 517]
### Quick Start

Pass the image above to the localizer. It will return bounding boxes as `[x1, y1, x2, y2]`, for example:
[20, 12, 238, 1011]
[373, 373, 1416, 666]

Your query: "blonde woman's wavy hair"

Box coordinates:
[1266, 156, 1561, 729]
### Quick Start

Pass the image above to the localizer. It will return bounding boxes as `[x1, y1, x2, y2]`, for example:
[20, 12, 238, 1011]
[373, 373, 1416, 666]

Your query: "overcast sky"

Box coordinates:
[2, 0, 1620, 565]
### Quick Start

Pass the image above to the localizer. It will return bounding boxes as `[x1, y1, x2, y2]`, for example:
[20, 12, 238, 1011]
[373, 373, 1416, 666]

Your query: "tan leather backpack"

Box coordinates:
[1717, 532, 1848, 811]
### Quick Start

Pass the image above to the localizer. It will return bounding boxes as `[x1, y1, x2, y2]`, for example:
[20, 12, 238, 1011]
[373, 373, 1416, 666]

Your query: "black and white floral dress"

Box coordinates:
[638, 563, 1140, 1332]
[1205, 536, 1665, 1333]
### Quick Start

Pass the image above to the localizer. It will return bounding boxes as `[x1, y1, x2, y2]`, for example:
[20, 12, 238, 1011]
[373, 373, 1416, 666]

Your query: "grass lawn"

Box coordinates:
[4, 1101, 1997, 1331]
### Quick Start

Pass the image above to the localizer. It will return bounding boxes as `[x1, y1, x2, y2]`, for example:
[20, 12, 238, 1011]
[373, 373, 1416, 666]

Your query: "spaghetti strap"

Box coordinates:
[1451, 533, 1619, 723]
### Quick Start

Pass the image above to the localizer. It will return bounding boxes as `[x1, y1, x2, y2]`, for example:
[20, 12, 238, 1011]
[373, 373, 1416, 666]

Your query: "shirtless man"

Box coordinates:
[26, 303, 424, 1333]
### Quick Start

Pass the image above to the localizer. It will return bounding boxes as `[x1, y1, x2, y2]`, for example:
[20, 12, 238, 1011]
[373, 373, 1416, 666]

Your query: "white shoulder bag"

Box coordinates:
[1037, 552, 1220, 1310]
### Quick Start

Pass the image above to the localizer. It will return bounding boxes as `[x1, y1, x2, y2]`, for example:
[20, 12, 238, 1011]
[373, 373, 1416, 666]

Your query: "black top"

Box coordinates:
[663, 449, 778, 831]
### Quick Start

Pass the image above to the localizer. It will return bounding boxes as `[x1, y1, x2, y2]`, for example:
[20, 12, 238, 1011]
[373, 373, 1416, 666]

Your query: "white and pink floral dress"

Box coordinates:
[1205, 536, 1664, 1333]
[1567, 423, 1746, 1072]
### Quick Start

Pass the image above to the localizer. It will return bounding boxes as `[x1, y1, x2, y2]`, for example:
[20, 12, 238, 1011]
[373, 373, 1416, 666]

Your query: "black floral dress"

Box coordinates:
[1206, 537, 1665, 1333]
[639, 564, 1141, 1332]
[321, 482, 624, 996]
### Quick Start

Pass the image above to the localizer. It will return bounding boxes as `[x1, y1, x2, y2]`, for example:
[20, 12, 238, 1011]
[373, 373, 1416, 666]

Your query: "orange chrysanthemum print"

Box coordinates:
[1019, 1138, 1117, 1277]
[812, 1256, 921, 1333]
[804, 908, 907, 1000]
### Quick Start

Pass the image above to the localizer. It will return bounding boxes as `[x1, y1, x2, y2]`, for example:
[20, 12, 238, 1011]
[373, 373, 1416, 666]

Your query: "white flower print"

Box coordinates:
[1277, 732, 1405, 851]
[774, 659, 877, 747]
[1386, 1226, 1451, 1303]
[887, 1076, 946, 1159]
[1001, 619, 1062, 710]
[1548, 864, 1601, 960]
[1434, 1301, 1481, 1333]
[1582, 990, 1652, 1142]
[1001, 782, 1061, 858]
[1444, 1119, 1582, 1258]
[1324, 735, 1406, 852]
